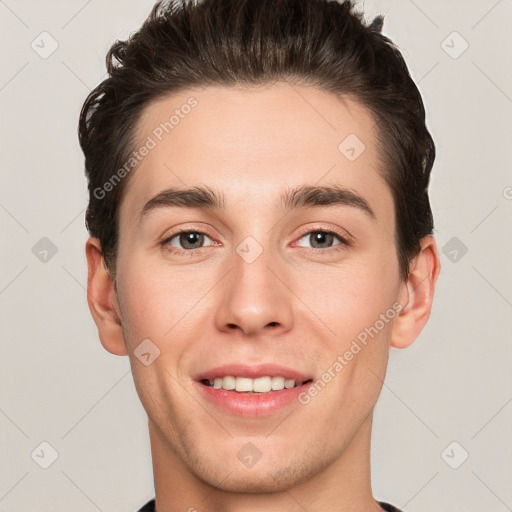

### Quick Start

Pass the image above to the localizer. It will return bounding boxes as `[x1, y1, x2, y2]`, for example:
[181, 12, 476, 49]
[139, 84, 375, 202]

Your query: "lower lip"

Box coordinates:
[196, 381, 312, 417]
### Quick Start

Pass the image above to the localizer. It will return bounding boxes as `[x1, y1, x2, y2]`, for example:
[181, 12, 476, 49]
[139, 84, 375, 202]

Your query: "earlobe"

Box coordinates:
[390, 235, 441, 349]
[85, 237, 128, 356]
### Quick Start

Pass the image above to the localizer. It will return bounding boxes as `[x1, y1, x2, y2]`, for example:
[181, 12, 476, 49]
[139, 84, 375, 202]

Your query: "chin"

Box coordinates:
[199, 465, 308, 494]
[190, 446, 328, 494]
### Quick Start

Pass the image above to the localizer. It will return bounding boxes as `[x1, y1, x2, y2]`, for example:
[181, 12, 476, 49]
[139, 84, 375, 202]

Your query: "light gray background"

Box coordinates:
[1, 0, 511, 510]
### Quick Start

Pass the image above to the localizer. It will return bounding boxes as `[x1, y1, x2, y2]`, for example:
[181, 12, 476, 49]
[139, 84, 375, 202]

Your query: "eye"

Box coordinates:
[161, 230, 215, 253]
[295, 230, 349, 251]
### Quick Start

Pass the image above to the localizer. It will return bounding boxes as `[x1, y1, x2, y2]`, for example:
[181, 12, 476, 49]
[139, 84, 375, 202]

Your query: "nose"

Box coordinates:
[214, 242, 294, 337]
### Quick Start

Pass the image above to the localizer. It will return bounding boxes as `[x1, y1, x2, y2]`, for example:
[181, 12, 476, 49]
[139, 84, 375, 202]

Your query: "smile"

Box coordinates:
[200, 375, 312, 393]
[194, 364, 315, 417]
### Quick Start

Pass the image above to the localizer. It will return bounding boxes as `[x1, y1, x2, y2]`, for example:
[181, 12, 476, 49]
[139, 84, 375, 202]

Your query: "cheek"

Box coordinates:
[296, 251, 400, 409]
[116, 223, 175, 331]
[116, 252, 210, 342]
[297, 254, 399, 343]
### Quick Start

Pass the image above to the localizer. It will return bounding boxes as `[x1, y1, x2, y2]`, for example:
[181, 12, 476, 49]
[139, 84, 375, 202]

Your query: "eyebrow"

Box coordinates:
[138, 184, 376, 222]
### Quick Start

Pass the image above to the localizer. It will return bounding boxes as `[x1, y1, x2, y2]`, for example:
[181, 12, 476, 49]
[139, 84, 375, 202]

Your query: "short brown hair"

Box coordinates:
[79, 0, 435, 281]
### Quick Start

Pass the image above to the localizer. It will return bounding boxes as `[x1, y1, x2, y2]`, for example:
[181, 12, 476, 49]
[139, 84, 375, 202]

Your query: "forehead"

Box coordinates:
[119, 82, 393, 226]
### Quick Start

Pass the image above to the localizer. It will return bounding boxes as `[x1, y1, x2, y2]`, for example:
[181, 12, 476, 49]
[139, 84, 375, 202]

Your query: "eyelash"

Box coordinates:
[295, 229, 351, 253]
[159, 227, 351, 256]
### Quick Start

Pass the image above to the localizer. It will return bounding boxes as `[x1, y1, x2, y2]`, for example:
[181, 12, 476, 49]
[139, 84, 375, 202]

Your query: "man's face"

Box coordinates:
[114, 82, 406, 491]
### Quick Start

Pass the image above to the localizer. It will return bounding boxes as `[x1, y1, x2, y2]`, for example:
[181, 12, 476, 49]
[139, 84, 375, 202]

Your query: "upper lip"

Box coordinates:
[194, 363, 313, 382]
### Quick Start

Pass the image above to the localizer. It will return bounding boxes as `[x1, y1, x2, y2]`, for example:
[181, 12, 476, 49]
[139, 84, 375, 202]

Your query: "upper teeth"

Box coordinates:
[206, 376, 303, 392]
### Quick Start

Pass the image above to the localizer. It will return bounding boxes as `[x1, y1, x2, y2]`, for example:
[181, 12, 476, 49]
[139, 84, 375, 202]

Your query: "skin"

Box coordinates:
[86, 82, 440, 512]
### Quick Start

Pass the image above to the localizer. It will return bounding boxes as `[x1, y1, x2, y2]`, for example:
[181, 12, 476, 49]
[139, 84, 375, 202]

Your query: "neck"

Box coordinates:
[149, 413, 382, 512]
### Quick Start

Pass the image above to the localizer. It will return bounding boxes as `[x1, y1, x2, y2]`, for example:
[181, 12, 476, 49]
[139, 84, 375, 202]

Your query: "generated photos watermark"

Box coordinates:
[93, 96, 198, 200]
[298, 301, 403, 405]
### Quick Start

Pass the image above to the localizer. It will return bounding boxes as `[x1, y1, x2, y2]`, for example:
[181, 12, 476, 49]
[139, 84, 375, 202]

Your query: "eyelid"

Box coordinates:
[160, 227, 217, 251]
[160, 222, 215, 241]
[293, 224, 353, 245]
[169, 231, 213, 244]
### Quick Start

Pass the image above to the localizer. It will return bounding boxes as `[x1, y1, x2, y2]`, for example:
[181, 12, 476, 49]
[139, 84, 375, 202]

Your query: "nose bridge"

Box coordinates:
[235, 235, 276, 295]
[214, 232, 293, 336]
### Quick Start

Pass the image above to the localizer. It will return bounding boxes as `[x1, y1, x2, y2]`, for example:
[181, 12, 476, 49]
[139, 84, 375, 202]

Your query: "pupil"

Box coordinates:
[313, 232, 332, 248]
[181, 232, 202, 249]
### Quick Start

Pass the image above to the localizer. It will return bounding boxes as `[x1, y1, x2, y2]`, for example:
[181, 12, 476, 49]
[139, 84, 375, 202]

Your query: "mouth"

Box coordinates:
[194, 364, 314, 417]
[200, 376, 313, 394]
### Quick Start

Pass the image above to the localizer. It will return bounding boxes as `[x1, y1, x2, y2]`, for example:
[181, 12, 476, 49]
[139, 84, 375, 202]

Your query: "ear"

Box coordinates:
[391, 235, 441, 349]
[85, 237, 128, 356]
